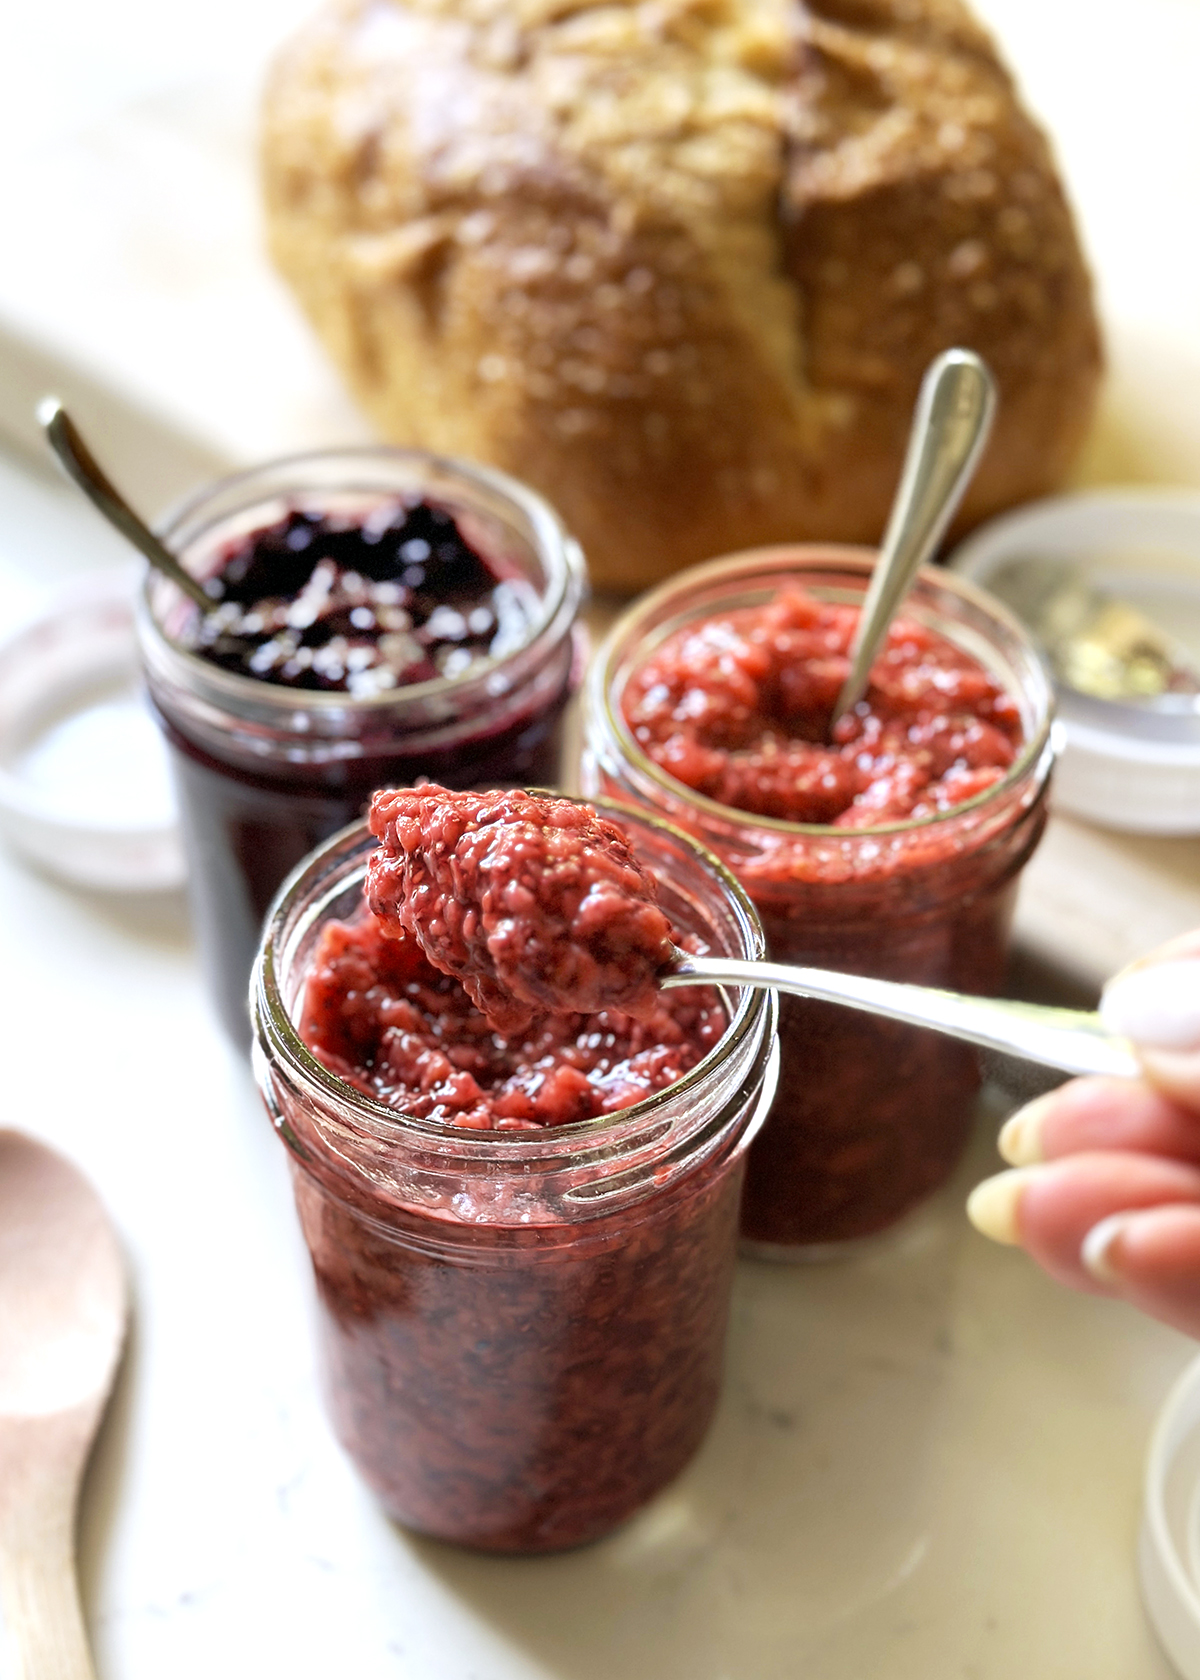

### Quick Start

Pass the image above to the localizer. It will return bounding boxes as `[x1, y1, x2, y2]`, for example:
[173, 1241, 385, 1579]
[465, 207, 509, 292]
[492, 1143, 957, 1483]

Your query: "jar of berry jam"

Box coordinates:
[584, 547, 1054, 1257]
[137, 448, 584, 1045]
[250, 800, 777, 1553]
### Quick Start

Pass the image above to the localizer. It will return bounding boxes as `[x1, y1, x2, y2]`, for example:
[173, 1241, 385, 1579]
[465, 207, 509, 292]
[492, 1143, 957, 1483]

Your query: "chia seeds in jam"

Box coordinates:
[252, 802, 776, 1552]
[365, 785, 676, 1035]
[588, 556, 1053, 1250]
[185, 498, 537, 696]
[138, 451, 583, 1048]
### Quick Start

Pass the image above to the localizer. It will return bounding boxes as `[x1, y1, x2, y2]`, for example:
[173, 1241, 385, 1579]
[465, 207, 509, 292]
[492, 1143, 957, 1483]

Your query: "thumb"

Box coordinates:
[1101, 934, 1200, 1111]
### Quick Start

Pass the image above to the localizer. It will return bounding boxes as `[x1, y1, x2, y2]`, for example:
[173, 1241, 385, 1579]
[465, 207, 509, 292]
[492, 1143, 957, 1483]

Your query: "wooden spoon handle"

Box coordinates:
[0, 1413, 100, 1680]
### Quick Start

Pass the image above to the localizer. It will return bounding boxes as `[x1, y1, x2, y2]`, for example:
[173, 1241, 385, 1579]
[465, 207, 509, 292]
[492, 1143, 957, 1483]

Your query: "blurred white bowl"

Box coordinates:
[1142, 1353, 1200, 1678]
[0, 569, 185, 891]
[950, 490, 1200, 835]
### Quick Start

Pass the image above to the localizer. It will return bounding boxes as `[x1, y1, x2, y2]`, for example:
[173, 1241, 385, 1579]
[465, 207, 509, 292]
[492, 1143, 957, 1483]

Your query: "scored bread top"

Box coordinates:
[263, 0, 1101, 591]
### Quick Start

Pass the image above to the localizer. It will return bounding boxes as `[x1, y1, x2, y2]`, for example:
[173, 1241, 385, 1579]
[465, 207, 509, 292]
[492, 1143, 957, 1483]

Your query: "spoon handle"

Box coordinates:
[663, 956, 1139, 1079]
[0, 1411, 101, 1680]
[37, 398, 213, 613]
[831, 348, 997, 725]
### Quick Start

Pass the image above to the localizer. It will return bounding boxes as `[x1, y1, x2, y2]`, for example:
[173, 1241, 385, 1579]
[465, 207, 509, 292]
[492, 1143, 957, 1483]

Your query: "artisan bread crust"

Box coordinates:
[263, 0, 1102, 591]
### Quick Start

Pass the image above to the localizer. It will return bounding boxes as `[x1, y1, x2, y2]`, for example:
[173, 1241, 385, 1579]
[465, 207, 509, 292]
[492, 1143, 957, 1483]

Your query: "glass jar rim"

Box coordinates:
[589, 543, 1056, 839]
[250, 795, 774, 1167]
[139, 444, 586, 718]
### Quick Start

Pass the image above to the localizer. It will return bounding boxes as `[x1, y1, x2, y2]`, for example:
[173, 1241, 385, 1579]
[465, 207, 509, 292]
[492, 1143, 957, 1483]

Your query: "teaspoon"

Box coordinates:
[661, 951, 1138, 1080]
[37, 397, 213, 613]
[830, 348, 997, 728]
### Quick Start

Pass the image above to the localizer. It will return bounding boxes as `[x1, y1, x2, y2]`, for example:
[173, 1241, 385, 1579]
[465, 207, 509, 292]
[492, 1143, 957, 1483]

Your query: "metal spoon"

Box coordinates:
[661, 952, 1138, 1080]
[0, 1130, 127, 1680]
[830, 348, 998, 728]
[37, 397, 213, 612]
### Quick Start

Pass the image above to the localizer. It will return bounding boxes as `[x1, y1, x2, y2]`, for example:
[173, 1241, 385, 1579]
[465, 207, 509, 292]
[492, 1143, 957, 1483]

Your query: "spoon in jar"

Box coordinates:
[0, 1130, 128, 1680]
[660, 952, 1138, 1080]
[37, 397, 213, 613]
[829, 348, 998, 729]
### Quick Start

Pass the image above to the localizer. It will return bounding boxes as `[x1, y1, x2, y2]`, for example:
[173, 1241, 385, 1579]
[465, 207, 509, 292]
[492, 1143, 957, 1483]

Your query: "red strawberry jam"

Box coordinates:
[623, 584, 1021, 825]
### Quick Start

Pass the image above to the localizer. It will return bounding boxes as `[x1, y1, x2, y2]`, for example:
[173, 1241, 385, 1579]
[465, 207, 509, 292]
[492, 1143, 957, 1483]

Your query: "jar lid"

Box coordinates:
[1142, 1352, 1200, 1677]
[950, 490, 1200, 835]
[0, 569, 185, 892]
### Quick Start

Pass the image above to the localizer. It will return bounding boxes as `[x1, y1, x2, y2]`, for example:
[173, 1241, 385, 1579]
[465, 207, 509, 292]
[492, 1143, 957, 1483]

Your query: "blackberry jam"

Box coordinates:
[137, 449, 584, 1045]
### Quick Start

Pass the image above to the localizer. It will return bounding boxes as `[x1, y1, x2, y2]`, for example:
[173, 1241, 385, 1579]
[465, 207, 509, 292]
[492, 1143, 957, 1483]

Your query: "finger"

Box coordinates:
[999, 1077, 1200, 1167]
[1080, 1205, 1200, 1340]
[1101, 956, 1200, 1109]
[966, 1151, 1200, 1292]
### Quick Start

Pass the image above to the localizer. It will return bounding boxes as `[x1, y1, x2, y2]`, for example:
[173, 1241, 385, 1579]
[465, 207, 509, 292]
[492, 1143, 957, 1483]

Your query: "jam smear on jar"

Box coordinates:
[365, 785, 676, 1034]
[185, 499, 537, 696]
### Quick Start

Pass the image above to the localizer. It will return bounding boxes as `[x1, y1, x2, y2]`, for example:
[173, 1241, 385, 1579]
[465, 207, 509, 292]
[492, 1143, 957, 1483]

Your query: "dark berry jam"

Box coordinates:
[186, 500, 536, 695]
[142, 481, 580, 1049]
[605, 576, 1048, 1248]
[364, 786, 676, 1035]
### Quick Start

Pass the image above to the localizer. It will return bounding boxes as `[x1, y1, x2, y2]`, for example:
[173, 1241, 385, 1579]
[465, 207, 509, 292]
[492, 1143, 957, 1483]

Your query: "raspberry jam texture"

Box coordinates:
[269, 803, 761, 1551]
[610, 579, 1044, 1248]
[185, 499, 536, 695]
[300, 791, 722, 1130]
[622, 585, 1021, 826]
[364, 785, 676, 1034]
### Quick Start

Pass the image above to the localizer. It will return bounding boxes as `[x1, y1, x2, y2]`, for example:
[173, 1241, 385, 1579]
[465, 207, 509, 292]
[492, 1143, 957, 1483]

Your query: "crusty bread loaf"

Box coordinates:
[262, 0, 1102, 592]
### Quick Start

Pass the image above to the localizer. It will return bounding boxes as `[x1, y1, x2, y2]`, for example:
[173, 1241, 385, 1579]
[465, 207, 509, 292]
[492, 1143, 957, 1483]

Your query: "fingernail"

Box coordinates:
[997, 1092, 1056, 1166]
[1100, 961, 1200, 1050]
[966, 1167, 1040, 1245]
[1081, 1212, 1131, 1285]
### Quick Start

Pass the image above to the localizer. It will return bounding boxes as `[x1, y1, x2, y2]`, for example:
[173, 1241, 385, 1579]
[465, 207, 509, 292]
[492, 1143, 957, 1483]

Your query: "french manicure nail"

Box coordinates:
[1100, 961, 1200, 1051]
[1081, 1213, 1130, 1285]
[997, 1092, 1056, 1166]
[966, 1167, 1040, 1245]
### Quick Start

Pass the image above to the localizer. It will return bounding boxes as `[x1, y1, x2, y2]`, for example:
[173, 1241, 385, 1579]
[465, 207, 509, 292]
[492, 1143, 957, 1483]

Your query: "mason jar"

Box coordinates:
[137, 447, 584, 1045]
[250, 799, 778, 1553]
[584, 547, 1054, 1257]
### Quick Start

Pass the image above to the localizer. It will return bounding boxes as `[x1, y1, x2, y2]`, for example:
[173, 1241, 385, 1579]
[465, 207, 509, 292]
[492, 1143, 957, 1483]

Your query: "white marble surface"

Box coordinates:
[4, 1, 1200, 1671]
[0, 455, 1195, 1678]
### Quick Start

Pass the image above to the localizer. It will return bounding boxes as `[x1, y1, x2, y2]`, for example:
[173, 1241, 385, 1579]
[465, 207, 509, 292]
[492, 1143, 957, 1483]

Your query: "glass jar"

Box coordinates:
[137, 447, 585, 1045]
[584, 547, 1055, 1257]
[250, 800, 778, 1553]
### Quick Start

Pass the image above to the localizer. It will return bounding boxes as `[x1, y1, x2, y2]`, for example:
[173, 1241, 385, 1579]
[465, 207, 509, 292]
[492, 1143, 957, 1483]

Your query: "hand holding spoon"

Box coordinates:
[830, 348, 997, 728]
[0, 1131, 127, 1680]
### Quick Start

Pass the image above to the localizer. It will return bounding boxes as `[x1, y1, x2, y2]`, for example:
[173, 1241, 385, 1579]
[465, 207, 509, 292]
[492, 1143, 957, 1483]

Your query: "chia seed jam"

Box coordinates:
[251, 801, 776, 1551]
[137, 449, 583, 1045]
[587, 550, 1053, 1252]
[365, 785, 676, 1034]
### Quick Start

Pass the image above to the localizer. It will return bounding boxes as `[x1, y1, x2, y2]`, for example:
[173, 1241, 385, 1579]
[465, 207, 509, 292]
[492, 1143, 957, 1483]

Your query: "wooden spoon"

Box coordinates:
[0, 1131, 127, 1680]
